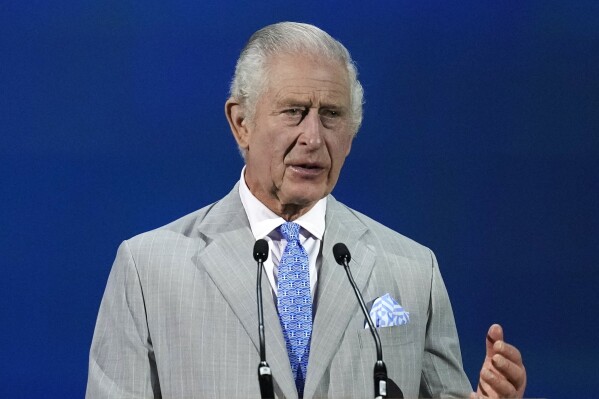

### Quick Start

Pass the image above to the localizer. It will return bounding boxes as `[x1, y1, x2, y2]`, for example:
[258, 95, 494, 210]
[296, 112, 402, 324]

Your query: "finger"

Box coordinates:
[493, 339, 523, 363]
[476, 383, 493, 398]
[492, 353, 526, 390]
[486, 324, 503, 356]
[470, 392, 487, 399]
[479, 367, 517, 398]
[477, 372, 497, 398]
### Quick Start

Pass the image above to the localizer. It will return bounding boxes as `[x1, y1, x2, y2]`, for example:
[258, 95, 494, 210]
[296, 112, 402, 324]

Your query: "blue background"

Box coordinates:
[2, 1, 598, 397]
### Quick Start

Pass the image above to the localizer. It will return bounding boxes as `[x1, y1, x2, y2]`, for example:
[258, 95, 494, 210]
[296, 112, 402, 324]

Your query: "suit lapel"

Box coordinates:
[190, 189, 375, 399]
[303, 197, 376, 398]
[193, 187, 297, 398]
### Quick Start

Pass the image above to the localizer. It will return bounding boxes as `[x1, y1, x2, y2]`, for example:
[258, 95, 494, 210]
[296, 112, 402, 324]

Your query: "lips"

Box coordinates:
[288, 162, 326, 176]
[296, 163, 321, 169]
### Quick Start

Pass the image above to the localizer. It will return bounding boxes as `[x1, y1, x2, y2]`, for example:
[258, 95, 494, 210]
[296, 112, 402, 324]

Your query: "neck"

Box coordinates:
[274, 202, 316, 221]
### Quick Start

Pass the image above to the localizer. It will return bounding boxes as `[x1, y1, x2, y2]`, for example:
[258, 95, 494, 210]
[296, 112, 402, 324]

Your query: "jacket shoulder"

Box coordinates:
[126, 184, 243, 245]
[333, 200, 434, 262]
[130, 200, 219, 243]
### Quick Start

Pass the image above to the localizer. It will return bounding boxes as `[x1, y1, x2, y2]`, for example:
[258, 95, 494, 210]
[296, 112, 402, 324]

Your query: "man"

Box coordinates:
[87, 22, 526, 398]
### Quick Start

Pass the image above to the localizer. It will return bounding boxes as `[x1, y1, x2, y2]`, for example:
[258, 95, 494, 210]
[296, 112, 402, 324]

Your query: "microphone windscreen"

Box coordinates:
[253, 239, 269, 262]
[332, 243, 351, 265]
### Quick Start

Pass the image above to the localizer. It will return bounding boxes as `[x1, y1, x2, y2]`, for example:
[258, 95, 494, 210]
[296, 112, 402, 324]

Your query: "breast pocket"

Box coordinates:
[357, 324, 414, 349]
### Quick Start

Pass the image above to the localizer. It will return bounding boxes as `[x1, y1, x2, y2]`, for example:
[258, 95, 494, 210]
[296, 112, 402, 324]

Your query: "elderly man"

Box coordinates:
[87, 22, 526, 398]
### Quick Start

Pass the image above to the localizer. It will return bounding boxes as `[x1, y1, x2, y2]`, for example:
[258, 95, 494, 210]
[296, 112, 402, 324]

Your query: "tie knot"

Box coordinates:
[279, 222, 301, 242]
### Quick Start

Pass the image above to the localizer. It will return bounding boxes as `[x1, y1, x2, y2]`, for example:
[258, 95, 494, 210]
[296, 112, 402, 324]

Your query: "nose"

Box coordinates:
[297, 109, 323, 149]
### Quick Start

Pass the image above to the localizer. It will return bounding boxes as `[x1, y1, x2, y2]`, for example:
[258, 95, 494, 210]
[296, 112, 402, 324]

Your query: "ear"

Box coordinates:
[225, 98, 250, 150]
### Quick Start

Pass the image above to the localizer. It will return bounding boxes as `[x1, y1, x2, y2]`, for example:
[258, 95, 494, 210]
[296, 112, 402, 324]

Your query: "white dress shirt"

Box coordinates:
[238, 167, 325, 301]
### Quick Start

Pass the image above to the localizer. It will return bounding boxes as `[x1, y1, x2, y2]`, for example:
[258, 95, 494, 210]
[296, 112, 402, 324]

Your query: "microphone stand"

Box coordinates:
[254, 240, 274, 399]
[334, 243, 388, 399]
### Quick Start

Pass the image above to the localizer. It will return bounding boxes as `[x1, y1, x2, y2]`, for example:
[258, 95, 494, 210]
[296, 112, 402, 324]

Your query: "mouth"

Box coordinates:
[288, 162, 326, 176]
[296, 163, 321, 169]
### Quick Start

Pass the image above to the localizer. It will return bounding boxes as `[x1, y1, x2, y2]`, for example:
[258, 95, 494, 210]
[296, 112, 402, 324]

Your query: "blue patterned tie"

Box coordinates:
[277, 222, 313, 397]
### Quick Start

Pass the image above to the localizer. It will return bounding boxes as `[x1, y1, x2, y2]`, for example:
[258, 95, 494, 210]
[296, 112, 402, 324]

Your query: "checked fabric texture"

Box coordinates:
[277, 222, 313, 397]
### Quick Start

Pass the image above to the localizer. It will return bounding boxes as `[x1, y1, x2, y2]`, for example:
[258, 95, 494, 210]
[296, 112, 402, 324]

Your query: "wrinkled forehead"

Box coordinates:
[264, 52, 350, 104]
[272, 83, 349, 108]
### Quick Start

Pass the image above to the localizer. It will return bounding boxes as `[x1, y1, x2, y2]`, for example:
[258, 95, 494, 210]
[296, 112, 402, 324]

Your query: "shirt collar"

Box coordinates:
[238, 166, 326, 240]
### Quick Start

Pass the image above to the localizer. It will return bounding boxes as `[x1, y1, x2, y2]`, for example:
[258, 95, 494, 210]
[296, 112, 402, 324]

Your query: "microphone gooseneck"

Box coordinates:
[254, 239, 274, 399]
[333, 243, 388, 399]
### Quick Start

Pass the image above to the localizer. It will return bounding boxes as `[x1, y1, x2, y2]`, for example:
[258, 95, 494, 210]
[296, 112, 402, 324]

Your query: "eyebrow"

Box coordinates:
[275, 92, 348, 110]
[275, 97, 312, 107]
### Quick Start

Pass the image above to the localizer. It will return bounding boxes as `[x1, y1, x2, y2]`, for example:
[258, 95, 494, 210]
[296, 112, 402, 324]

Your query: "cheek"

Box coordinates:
[269, 147, 290, 183]
[271, 132, 298, 166]
[330, 137, 352, 166]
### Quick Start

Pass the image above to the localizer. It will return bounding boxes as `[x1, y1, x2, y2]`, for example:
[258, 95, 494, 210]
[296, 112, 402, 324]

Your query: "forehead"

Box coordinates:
[264, 53, 350, 105]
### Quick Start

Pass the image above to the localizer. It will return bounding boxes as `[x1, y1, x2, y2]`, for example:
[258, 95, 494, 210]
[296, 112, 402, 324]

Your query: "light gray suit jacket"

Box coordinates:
[87, 185, 472, 398]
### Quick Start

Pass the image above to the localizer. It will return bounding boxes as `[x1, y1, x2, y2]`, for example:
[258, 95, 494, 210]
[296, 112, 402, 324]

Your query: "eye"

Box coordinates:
[319, 108, 345, 129]
[283, 108, 304, 116]
[320, 109, 340, 119]
[281, 107, 308, 125]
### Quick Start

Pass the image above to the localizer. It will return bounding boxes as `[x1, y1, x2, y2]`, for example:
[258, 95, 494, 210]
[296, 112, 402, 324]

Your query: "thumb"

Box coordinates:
[485, 323, 503, 357]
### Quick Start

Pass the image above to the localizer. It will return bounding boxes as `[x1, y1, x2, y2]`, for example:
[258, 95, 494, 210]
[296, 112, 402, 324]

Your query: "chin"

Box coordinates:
[278, 182, 330, 207]
[295, 194, 327, 207]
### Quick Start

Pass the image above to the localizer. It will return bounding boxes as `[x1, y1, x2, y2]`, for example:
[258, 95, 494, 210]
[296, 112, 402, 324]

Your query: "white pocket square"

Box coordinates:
[366, 293, 409, 329]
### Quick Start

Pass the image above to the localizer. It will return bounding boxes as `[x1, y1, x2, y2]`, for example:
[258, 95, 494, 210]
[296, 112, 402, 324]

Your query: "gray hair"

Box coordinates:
[229, 22, 364, 135]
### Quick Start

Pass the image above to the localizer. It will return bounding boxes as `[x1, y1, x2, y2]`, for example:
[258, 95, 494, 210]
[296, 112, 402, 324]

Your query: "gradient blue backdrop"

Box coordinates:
[2, 1, 598, 397]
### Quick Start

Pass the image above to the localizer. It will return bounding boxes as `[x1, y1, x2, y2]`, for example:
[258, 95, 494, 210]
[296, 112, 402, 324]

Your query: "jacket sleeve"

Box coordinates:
[419, 250, 473, 398]
[86, 240, 161, 399]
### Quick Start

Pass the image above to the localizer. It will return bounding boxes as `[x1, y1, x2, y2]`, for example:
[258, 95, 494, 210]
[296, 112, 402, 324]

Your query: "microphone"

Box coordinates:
[254, 239, 274, 399]
[333, 243, 388, 399]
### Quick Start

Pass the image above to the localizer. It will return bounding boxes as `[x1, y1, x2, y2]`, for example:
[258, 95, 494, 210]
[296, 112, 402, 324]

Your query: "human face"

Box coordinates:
[230, 53, 353, 219]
